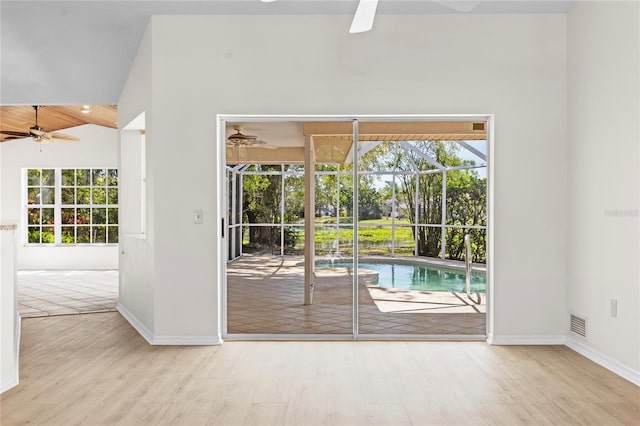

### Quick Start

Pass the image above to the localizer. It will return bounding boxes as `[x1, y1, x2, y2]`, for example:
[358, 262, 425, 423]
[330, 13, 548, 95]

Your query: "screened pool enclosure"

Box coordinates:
[224, 119, 488, 338]
[226, 137, 486, 262]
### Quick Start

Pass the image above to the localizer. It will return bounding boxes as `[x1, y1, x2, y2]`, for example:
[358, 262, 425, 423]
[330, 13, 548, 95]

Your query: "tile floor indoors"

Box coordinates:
[18, 270, 118, 317]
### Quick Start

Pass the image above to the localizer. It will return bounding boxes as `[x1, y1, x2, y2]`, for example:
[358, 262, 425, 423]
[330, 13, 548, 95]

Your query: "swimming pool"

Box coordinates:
[318, 261, 486, 293]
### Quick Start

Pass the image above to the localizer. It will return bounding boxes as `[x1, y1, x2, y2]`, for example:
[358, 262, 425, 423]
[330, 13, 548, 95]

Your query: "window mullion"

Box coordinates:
[55, 168, 62, 244]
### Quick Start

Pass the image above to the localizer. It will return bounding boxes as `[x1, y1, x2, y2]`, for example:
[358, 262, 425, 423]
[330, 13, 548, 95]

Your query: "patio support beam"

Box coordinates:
[231, 170, 237, 260]
[415, 168, 420, 257]
[391, 142, 397, 257]
[441, 170, 447, 259]
[336, 165, 341, 250]
[456, 141, 487, 161]
[352, 120, 359, 337]
[304, 136, 315, 305]
[239, 172, 244, 258]
[302, 121, 487, 140]
[400, 142, 445, 170]
[280, 165, 285, 257]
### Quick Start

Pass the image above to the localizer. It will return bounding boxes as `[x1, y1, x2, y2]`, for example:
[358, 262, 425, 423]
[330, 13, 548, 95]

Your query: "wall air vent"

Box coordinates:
[472, 122, 485, 131]
[570, 313, 587, 338]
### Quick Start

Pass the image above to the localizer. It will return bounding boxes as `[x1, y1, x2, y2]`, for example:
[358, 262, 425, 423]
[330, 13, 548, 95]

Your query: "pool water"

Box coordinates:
[320, 262, 486, 293]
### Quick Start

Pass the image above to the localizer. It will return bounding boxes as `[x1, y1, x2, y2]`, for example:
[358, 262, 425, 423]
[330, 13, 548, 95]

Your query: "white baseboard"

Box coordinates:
[14, 314, 20, 387]
[116, 303, 222, 346]
[116, 303, 154, 345]
[153, 335, 222, 345]
[2, 315, 22, 394]
[566, 337, 640, 386]
[487, 333, 639, 386]
[1, 376, 18, 394]
[487, 333, 566, 345]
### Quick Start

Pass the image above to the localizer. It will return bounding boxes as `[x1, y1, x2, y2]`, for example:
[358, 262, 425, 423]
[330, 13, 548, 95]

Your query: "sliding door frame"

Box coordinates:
[219, 114, 494, 342]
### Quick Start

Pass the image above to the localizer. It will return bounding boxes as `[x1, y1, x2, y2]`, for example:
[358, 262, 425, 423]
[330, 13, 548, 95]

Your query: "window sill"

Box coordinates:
[23, 244, 119, 248]
[122, 233, 146, 240]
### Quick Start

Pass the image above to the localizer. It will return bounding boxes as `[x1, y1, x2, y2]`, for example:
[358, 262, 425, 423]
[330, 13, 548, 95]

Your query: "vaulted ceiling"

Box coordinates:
[1, 1, 572, 106]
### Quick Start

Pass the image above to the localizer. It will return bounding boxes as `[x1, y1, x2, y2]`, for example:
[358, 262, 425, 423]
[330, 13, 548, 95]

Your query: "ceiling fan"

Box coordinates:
[261, 0, 479, 33]
[0, 106, 80, 142]
[227, 125, 273, 148]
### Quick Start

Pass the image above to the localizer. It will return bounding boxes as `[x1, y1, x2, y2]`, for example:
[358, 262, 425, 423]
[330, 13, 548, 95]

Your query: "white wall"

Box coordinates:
[0, 225, 19, 393]
[567, 1, 639, 381]
[117, 22, 156, 338]
[119, 14, 568, 342]
[0, 124, 119, 269]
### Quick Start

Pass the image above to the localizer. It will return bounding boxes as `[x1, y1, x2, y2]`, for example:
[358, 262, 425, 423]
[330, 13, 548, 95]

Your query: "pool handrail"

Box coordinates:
[464, 234, 472, 297]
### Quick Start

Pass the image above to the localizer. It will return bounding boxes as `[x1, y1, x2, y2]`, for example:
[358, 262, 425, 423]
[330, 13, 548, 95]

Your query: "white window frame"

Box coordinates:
[23, 167, 119, 246]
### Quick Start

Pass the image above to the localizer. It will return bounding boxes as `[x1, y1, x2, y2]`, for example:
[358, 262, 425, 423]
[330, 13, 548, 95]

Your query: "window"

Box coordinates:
[25, 168, 118, 245]
[26, 169, 56, 243]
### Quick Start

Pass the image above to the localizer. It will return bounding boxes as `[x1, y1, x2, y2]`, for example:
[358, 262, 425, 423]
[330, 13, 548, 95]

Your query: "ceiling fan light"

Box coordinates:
[81, 105, 91, 114]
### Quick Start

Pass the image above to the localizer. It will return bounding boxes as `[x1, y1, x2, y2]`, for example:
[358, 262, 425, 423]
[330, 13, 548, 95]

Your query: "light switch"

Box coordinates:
[610, 299, 617, 318]
[194, 209, 203, 224]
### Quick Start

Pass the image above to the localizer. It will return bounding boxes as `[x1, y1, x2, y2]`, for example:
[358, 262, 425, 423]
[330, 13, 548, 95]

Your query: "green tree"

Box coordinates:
[284, 165, 305, 223]
[395, 141, 486, 262]
[357, 177, 383, 220]
[242, 165, 282, 250]
[242, 165, 306, 251]
[445, 169, 487, 262]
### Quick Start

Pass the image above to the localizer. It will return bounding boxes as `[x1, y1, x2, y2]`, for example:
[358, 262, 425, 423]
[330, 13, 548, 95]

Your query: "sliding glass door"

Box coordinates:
[223, 117, 488, 339]
[224, 119, 355, 336]
[355, 120, 487, 337]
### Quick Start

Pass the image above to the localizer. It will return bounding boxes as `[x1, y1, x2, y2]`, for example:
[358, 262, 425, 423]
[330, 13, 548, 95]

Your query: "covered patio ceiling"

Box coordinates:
[226, 120, 487, 164]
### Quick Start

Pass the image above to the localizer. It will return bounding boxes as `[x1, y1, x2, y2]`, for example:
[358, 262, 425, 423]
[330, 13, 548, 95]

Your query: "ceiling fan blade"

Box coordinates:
[50, 132, 80, 142]
[228, 133, 257, 143]
[434, 0, 480, 13]
[0, 130, 30, 137]
[1, 136, 23, 142]
[349, 0, 379, 34]
[246, 143, 278, 150]
[48, 137, 80, 143]
[30, 129, 52, 140]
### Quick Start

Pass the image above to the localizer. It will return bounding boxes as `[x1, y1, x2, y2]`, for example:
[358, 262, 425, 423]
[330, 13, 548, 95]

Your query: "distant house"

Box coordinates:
[383, 199, 408, 219]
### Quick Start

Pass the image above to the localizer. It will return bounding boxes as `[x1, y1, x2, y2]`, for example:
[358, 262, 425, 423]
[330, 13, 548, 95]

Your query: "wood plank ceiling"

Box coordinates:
[0, 105, 117, 142]
[226, 121, 488, 164]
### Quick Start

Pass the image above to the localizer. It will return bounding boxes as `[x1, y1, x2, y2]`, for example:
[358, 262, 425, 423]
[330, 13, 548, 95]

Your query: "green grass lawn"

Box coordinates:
[242, 218, 485, 261]
[314, 218, 414, 249]
[314, 217, 411, 225]
[243, 218, 416, 256]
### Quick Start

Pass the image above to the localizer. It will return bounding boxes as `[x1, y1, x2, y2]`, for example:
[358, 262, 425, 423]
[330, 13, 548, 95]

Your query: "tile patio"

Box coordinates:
[227, 254, 486, 336]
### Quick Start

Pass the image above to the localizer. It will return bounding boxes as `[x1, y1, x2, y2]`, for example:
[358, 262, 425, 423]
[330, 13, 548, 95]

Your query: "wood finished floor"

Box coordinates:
[1, 312, 639, 426]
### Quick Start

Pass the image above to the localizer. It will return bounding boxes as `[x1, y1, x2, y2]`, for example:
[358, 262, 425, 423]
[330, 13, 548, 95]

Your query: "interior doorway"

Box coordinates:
[221, 115, 491, 339]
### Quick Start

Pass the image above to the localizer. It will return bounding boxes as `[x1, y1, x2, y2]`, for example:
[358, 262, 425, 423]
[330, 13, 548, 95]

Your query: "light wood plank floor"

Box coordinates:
[1, 312, 638, 426]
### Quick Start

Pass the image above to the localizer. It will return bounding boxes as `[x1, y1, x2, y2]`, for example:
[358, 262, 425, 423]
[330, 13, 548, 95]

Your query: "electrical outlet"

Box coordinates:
[194, 209, 203, 224]
[610, 299, 617, 318]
